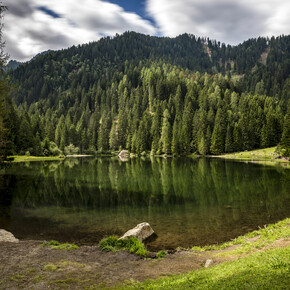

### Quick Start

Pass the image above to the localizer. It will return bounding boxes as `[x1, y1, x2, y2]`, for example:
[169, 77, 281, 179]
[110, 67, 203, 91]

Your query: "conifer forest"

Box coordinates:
[1, 31, 290, 158]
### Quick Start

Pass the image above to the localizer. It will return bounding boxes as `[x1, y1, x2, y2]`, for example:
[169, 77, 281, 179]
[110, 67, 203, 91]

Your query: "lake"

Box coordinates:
[0, 157, 289, 250]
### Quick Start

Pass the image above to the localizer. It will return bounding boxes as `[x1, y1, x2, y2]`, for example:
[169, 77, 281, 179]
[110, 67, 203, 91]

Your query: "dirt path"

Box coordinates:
[1, 238, 289, 289]
[0, 240, 216, 289]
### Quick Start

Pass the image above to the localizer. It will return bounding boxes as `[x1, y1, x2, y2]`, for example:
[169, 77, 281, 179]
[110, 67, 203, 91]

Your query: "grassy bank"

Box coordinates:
[214, 147, 290, 168]
[124, 218, 290, 289]
[11, 155, 65, 162]
[125, 247, 289, 289]
[0, 219, 289, 289]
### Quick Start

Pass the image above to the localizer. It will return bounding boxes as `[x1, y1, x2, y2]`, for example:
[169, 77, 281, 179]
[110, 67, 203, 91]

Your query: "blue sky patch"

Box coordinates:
[37, 6, 62, 19]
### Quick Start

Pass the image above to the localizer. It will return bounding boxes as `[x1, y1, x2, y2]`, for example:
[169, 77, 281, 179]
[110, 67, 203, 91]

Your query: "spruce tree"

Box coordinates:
[160, 109, 171, 154]
[210, 102, 227, 154]
[280, 109, 290, 156]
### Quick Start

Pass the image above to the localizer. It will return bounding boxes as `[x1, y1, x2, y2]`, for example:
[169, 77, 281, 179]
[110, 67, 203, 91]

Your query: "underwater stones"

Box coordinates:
[0, 229, 19, 243]
[119, 222, 154, 242]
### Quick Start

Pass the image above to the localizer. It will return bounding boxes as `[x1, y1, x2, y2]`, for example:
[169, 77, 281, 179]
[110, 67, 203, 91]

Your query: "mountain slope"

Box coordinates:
[9, 32, 290, 106]
[4, 32, 290, 156]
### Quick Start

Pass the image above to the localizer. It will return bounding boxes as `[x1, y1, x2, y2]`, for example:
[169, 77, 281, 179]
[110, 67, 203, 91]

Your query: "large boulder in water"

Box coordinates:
[119, 222, 154, 242]
[0, 229, 19, 243]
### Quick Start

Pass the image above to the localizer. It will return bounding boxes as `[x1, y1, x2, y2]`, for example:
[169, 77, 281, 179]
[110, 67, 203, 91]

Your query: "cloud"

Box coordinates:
[146, 0, 290, 44]
[2, 0, 157, 61]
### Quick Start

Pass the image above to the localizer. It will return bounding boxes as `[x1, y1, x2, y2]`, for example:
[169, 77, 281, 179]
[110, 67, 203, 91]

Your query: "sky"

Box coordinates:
[2, 0, 290, 62]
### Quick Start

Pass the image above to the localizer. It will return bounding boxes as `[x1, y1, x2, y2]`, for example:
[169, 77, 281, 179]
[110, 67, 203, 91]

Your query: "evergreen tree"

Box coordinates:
[171, 116, 181, 155]
[210, 102, 227, 154]
[225, 124, 234, 153]
[109, 120, 118, 150]
[160, 109, 171, 154]
[181, 102, 193, 154]
[280, 108, 290, 156]
[198, 135, 207, 155]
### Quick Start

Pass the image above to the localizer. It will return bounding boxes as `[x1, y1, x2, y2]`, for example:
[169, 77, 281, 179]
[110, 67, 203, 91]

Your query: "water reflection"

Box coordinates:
[0, 157, 289, 250]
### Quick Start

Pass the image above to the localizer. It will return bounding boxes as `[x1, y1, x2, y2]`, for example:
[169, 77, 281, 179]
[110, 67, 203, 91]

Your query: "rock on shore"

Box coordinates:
[0, 229, 19, 243]
[119, 222, 154, 242]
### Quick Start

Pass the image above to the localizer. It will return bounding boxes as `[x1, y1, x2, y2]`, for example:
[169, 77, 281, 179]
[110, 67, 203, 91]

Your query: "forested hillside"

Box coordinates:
[3, 32, 290, 156]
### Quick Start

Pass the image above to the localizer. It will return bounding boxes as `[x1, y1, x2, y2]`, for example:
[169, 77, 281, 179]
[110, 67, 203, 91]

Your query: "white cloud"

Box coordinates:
[146, 0, 290, 44]
[2, 0, 157, 61]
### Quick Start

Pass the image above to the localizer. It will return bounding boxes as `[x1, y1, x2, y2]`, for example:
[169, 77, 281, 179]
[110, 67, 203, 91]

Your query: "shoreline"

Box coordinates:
[0, 218, 289, 288]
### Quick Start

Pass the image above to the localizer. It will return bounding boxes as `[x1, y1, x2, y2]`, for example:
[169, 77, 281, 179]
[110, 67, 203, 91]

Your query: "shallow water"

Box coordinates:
[0, 157, 289, 250]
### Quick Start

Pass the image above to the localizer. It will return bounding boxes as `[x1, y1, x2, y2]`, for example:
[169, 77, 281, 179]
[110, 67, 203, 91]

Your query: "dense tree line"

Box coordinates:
[1, 32, 290, 157]
[4, 63, 290, 156]
[0, 4, 18, 164]
[8, 32, 290, 104]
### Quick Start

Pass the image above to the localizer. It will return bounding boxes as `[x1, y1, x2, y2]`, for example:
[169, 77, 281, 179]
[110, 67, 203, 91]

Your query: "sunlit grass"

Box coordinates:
[192, 218, 290, 254]
[41, 240, 79, 250]
[217, 147, 290, 167]
[124, 247, 290, 289]
[11, 155, 65, 162]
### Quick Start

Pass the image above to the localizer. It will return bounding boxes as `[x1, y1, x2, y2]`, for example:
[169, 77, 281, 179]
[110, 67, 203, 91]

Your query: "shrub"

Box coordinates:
[156, 250, 167, 259]
[99, 236, 148, 256]
[64, 143, 80, 155]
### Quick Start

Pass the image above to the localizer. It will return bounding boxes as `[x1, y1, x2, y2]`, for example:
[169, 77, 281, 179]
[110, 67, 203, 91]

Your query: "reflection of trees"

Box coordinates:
[2, 158, 288, 216]
[2, 158, 289, 248]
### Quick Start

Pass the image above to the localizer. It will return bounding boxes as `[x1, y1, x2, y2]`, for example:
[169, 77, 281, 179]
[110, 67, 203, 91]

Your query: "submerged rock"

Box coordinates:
[119, 222, 154, 242]
[0, 229, 19, 243]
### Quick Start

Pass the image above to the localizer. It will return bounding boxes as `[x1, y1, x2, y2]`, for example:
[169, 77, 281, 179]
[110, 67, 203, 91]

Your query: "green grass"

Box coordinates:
[43, 260, 85, 272]
[217, 147, 290, 167]
[125, 247, 290, 289]
[219, 147, 280, 160]
[122, 218, 289, 289]
[43, 263, 59, 272]
[99, 236, 149, 256]
[41, 240, 79, 250]
[9, 274, 25, 282]
[11, 155, 65, 162]
[156, 250, 167, 259]
[33, 275, 45, 283]
[192, 218, 290, 254]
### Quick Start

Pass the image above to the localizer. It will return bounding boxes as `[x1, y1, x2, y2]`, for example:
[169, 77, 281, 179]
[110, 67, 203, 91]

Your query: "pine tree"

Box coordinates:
[233, 123, 242, 152]
[198, 135, 207, 155]
[160, 109, 171, 154]
[210, 102, 227, 154]
[150, 105, 162, 154]
[171, 116, 181, 155]
[280, 109, 290, 156]
[225, 124, 234, 153]
[181, 102, 193, 154]
[109, 120, 118, 150]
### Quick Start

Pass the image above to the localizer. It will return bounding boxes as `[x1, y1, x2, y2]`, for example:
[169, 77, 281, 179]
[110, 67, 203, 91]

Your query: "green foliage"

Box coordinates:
[3, 32, 290, 156]
[43, 263, 59, 272]
[156, 250, 167, 259]
[280, 106, 290, 157]
[99, 236, 148, 256]
[64, 143, 80, 155]
[127, 247, 290, 289]
[41, 240, 79, 250]
[192, 218, 290, 254]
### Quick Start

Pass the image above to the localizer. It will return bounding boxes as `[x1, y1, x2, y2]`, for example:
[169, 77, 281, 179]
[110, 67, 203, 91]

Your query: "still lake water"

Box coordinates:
[0, 157, 289, 250]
